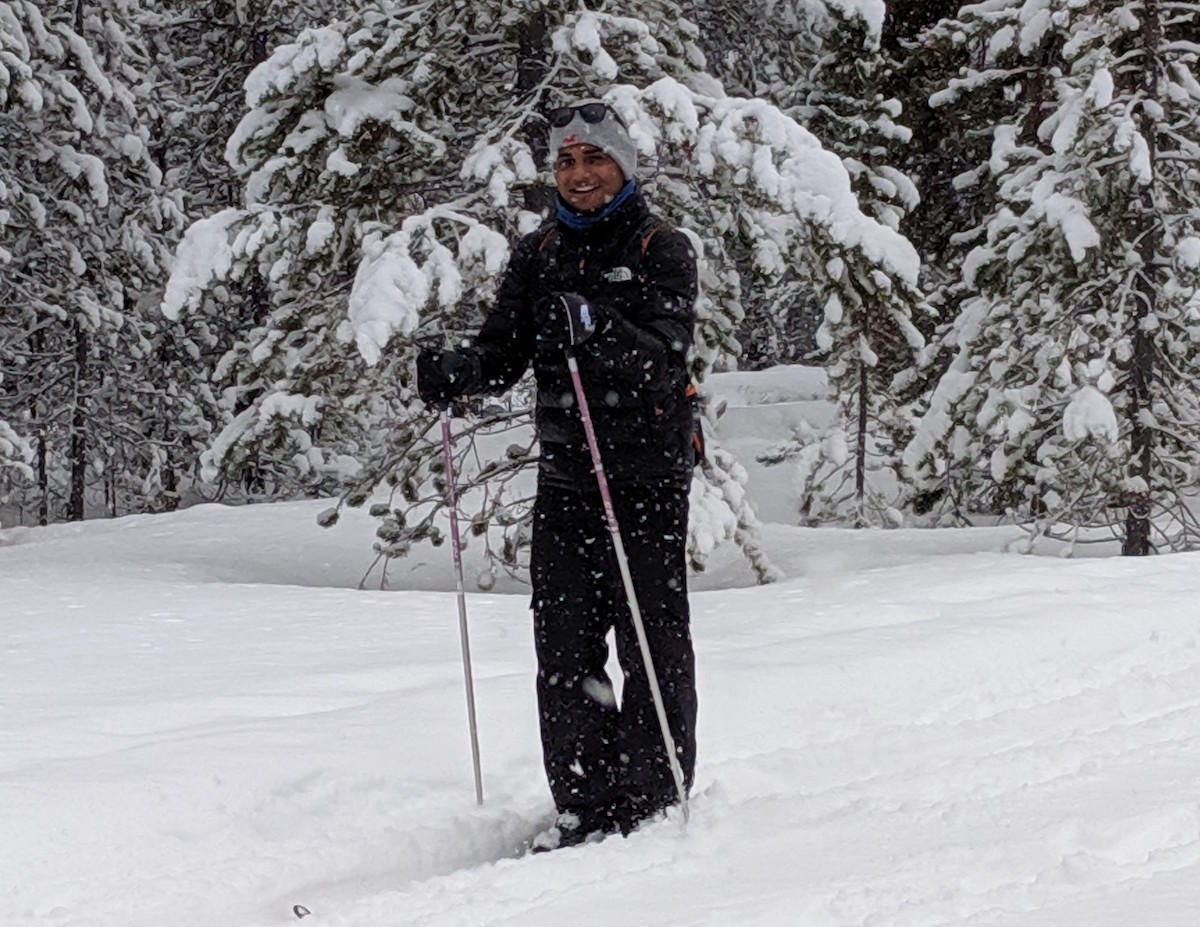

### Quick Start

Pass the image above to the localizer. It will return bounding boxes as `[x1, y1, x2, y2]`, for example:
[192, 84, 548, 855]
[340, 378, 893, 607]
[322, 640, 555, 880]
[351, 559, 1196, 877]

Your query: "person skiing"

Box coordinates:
[417, 100, 698, 850]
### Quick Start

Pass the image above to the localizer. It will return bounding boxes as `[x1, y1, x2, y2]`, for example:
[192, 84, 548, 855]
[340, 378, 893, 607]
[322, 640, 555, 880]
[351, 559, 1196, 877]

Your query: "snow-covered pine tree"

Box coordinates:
[741, 1, 928, 527]
[681, 1, 825, 365]
[686, 0, 823, 103]
[478, 3, 922, 554]
[801, 5, 918, 235]
[165, 0, 919, 582]
[0, 0, 184, 522]
[162, 0, 552, 586]
[905, 0, 1200, 553]
[0, 420, 33, 497]
[130, 1, 356, 510]
[880, 0, 992, 290]
[0, 0, 33, 497]
[147, 0, 355, 218]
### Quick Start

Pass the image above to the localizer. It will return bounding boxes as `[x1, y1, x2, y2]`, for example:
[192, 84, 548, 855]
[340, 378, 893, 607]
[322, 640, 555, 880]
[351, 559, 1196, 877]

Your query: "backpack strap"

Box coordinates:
[639, 221, 662, 257]
[539, 220, 663, 257]
[685, 381, 705, 463]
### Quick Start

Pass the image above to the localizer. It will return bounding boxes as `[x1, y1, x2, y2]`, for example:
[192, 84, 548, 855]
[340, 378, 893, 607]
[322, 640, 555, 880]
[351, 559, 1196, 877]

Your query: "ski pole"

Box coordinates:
[440, 407, 484, 805]
[564, 352, 690, 823]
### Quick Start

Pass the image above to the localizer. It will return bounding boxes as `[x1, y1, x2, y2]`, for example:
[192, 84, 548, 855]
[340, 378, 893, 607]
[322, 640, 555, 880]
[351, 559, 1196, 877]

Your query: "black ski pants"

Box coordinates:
[530, 480, 696, 832]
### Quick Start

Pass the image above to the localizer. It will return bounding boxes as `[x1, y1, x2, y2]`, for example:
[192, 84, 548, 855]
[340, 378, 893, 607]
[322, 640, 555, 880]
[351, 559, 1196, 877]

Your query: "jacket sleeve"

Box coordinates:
[466, 230, 541, 394]
[580, 227, 697, 393]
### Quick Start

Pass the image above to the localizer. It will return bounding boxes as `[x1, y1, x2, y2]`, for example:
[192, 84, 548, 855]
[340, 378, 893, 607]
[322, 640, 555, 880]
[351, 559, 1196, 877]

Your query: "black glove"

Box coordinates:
[535, 292, 598, 353]
[416, 349, 480, 409]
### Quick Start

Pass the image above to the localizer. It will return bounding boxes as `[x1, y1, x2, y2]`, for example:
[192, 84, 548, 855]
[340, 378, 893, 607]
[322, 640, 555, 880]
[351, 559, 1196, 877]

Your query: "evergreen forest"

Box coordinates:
[4, 0, 1200, 574]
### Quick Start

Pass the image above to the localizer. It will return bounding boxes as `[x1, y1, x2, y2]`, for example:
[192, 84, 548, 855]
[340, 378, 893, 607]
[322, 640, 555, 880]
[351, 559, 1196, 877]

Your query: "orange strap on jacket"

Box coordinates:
[685, 383, 704, 456]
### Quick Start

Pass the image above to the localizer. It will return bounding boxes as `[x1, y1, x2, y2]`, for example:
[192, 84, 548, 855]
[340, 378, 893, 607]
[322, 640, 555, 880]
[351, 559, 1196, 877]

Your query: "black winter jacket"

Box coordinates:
[469, 188, 698, 490]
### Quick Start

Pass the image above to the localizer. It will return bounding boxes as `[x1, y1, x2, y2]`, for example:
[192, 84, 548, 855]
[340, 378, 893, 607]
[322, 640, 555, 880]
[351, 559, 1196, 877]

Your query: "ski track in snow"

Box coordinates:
[3, 504, 1200, 926]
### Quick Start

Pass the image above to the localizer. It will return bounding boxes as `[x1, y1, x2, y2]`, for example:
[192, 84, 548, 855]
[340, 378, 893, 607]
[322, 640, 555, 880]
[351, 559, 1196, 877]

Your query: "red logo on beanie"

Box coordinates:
[563, 134, 578, 145]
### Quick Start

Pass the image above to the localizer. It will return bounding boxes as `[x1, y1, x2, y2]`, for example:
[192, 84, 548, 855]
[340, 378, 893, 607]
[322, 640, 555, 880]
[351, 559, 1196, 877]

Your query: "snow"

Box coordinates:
[1034, 188, 1100, 263]
[0, 418, 33, 475]
[323, 76, 420, 141]
[324, 146, 360, 177]
[305, 208, 336, 256]
[52, 145, 109, 208]
[1178, 237, 1200, 270]
[161, 208, 244, 321]
[1128, 131, 1153, 186]
[1019, 3, 1054, 56]
[244, 28, 347, 110]
[461, 139, 540, 209]
[59, 27, 114, 100]
[568, 13, 619, 81]
[1046, 91, 1084, 153]
[1087, 68, 1115, 109]
[631, 80, 922, 287]
[4, 367, 1200, 927]
[344, 229, 430, 364]
[824, 0, 885, 38]
[1063, 385, 1118, 442]
[345, 212, 509, 365]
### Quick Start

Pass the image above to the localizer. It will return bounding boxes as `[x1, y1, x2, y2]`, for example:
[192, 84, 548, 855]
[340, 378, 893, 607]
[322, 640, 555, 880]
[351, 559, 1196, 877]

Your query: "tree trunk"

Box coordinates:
[163, 452, 180, 512]
[517, 11, 554, 217]
[68, 323, 88, 522]
[30, 327, 49, 527]
[855, 360, 868, 527]
[35, 427, 48, 527]
[1123, 0, 1161, 556]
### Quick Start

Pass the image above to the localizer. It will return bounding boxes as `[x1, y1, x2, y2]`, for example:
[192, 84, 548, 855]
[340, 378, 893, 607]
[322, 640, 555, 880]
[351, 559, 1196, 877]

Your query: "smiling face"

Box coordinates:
[553, 143, 626, 214]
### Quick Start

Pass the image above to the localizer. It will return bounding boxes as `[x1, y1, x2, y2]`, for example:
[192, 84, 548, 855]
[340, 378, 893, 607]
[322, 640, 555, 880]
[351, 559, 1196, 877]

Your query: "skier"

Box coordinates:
[417, 101, 699, 850]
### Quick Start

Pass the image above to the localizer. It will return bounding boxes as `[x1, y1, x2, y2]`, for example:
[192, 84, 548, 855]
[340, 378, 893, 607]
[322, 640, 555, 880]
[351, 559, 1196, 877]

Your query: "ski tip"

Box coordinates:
[293, 904, 312, 919]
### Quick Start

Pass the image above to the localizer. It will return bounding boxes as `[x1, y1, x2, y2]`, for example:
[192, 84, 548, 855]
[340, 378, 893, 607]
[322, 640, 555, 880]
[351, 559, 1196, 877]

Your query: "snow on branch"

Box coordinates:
[345, 209, 510, 365]
[323, 75, 425, 142]
[1029, 186, 1100, 264]
[202, 392, 327, 482]
[611, 79, 921, 287]
[161, 208, 245, 320]
[55, 24, 114, 100]
[461, 137, 540, 209]
[820, 0, 886, 43]
[554, 8, 710, 91]
[0, 419, 33, 480]
[48, 143, 108, 206]
[1062, 385, 1118, 443]
[243, 25, 348, 110]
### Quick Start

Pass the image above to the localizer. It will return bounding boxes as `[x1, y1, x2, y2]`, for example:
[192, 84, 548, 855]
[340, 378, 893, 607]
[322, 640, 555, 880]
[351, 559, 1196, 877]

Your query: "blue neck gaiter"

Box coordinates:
[556, 179, 637, 232]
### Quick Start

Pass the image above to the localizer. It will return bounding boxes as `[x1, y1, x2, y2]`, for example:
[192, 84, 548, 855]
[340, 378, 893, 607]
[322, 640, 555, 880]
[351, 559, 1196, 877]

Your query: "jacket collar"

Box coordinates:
[555, 182, 648, 242]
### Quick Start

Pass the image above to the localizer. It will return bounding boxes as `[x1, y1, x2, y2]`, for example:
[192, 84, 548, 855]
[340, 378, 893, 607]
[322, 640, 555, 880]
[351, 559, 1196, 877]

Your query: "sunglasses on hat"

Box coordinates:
[547, 103, 627, 129]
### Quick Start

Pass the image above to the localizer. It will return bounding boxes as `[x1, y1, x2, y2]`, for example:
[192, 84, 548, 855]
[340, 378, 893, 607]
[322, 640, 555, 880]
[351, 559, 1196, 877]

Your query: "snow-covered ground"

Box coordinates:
[3, 368, 1199, 926]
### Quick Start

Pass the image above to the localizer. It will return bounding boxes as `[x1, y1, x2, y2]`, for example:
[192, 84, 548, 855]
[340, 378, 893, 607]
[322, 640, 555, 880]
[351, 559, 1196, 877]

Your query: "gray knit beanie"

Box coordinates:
[548, 101, 638, 181]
